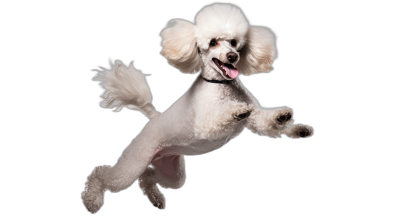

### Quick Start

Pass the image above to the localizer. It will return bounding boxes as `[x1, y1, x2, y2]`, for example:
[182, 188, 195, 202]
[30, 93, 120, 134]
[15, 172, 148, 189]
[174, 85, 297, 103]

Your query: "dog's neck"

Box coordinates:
[200, 63, 226, 81]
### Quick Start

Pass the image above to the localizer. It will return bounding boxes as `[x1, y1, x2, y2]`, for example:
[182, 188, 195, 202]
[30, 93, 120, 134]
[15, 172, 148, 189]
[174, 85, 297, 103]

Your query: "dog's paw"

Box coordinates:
[146, 188, 165, 210]
[275, 108, 293, 124]
[234, 110, 252, 121]
[142, 184, 166, 209]
[153, 201, 165, 209]
[81, 165, 110, 214]
[298, 129, 312, 137]
[82, 176, 106, 213]
[284, 124, 314, 138]
[277, 113, 292, 123]
[82, 190, 104, 214]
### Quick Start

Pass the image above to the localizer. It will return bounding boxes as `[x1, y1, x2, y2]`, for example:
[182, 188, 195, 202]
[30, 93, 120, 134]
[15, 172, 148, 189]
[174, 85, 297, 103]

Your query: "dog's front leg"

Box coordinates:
[245, 106, 313, 138]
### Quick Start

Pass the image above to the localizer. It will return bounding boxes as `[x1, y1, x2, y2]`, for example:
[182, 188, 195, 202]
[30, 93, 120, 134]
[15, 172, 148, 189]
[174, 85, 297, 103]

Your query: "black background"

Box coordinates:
[22, 1, 353, 222]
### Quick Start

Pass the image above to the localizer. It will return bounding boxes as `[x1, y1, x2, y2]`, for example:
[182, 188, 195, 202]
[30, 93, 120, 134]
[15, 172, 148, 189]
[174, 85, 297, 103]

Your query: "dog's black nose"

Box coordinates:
[227, 52, 238, 63]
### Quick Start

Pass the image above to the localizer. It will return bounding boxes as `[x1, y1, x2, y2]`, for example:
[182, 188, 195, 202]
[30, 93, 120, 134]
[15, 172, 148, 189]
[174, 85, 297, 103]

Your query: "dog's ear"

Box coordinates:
[160, 19, 202, 74]
[236, 26, 277, 75]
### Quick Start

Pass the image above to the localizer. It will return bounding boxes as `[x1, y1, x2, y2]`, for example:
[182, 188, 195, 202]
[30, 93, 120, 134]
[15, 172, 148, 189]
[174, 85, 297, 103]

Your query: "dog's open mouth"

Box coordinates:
[212, 58, 239, 79]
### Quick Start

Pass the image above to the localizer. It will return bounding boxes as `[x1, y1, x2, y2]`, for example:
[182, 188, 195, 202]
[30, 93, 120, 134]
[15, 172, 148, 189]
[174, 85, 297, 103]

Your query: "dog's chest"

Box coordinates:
[193, 83, 253, 140]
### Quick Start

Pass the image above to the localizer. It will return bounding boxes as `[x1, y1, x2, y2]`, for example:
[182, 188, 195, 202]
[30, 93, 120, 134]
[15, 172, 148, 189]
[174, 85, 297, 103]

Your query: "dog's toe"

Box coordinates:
[153, 202, 165, 209]
[276, 108, 293, 125]
[298, 130, 311, 137]
[277, 113, 292, 123]
[296, 126, 313, 138]
[284, 124, 313, 138]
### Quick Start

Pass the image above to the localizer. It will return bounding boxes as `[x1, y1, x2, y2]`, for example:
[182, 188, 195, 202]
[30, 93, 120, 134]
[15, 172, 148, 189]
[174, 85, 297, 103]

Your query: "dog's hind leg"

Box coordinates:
[82, 137, 159, 213]
[139, 155, 186, 209]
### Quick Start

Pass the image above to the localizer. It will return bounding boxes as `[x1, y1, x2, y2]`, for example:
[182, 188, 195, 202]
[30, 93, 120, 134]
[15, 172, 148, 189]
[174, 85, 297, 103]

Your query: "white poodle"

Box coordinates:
[82, 3, 313, 213]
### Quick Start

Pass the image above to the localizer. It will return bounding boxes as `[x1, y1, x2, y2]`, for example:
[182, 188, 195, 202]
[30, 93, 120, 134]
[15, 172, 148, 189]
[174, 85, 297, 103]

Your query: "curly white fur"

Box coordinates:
[236, 26, 277, 75]
[93, 60, 159, 118]
[82, 3, 313, 214]
[195, 3, 249, 50]
[161, 20, 202, 74]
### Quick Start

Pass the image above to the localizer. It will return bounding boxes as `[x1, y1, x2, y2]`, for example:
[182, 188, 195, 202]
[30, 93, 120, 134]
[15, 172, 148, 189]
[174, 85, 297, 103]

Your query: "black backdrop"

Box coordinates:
[31, 1, 347, 222]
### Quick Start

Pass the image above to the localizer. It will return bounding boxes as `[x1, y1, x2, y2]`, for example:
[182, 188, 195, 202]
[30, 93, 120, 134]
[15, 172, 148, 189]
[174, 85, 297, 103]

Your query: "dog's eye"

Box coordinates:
[210, 39, 217, 47]
[230, 39, 237, 47]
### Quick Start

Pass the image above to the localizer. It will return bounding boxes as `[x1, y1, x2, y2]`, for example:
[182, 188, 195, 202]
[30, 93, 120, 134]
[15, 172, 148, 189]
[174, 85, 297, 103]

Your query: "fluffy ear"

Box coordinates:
[236, 26, 277, 75]
[160, 19, 202, 74]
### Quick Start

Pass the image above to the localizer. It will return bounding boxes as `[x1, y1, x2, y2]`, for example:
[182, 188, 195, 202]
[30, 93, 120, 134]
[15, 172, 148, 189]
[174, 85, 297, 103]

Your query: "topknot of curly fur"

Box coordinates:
[195, 3, 249, 49]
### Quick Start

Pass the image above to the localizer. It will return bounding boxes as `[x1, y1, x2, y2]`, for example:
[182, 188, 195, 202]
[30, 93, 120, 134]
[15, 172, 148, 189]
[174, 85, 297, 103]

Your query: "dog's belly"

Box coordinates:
[177, 138, 230, 155]
[152, 140, 225, 161]
[153, 125, 244, 161]
[152, 139, 227, 161]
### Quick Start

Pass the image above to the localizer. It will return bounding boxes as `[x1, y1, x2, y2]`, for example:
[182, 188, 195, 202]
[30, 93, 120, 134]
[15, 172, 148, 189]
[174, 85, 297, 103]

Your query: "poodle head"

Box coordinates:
[160, 3, 277, 77]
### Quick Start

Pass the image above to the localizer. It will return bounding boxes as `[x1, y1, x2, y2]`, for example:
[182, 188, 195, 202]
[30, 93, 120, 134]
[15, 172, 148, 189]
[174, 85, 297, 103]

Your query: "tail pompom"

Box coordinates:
[93, 60, 159, 119]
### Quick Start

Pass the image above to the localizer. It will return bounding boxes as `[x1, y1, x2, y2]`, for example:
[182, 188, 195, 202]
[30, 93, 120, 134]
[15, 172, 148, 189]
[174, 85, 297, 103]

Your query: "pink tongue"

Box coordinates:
[222, 64, 239, 79]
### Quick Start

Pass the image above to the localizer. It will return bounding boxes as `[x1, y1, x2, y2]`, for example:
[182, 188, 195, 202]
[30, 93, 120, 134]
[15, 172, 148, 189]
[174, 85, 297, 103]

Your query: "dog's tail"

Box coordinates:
[93, 60, 160, 119]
